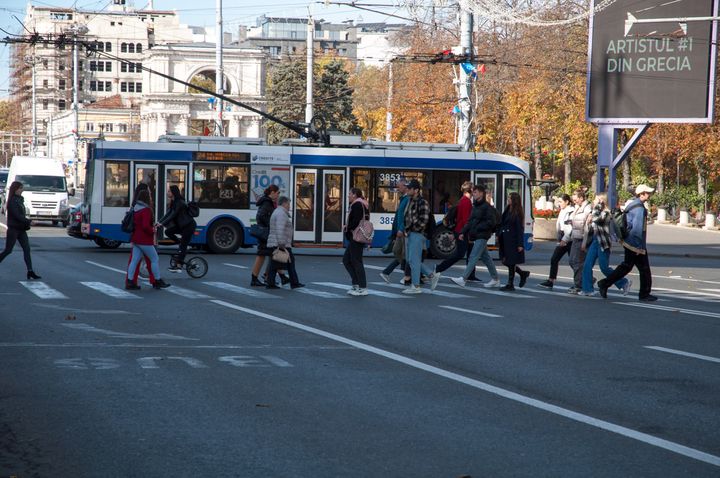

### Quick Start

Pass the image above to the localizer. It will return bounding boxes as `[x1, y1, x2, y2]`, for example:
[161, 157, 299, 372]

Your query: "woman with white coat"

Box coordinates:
[265, 196, 304, 289]
[538, 194, 575, 289]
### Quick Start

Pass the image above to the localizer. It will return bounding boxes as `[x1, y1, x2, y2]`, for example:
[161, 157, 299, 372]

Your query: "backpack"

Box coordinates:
[187, 201, 200, 218]
[121, 209, 134, 234]
[442, 204, 458, 230]
[610, 203, 640, 240]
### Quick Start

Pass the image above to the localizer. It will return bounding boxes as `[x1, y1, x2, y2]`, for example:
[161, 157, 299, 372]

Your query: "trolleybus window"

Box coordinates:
[432, 170, 469, 214]
[193, 164, 249, 209]
[104, 162, 130, 207]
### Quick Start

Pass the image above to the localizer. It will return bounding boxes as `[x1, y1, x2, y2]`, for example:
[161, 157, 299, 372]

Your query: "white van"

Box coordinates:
[4, 156, 74, 227]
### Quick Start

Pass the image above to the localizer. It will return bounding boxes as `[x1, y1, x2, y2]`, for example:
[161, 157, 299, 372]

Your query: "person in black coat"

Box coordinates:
[251, 185, 280, 286]
[498, 192, 529, 291]
[157, 185, 196, 272]
[0, 181, 41, 279]
[343, 187, 370, 295]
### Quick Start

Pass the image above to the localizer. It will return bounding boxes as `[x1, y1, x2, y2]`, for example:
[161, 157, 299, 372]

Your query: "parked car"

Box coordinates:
[66, 202, 121, 248]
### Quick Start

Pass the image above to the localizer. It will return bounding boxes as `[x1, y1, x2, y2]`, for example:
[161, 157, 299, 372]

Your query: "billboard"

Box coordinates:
[586, 0, 719, 123]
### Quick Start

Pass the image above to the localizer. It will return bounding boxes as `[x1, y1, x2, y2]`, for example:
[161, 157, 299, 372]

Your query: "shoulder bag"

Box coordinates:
[351, 204, 374, 244]
[272, 247, 291, 263]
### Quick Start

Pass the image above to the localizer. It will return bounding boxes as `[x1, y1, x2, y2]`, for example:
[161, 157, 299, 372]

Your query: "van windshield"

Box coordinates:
[16, 175, 67, 192]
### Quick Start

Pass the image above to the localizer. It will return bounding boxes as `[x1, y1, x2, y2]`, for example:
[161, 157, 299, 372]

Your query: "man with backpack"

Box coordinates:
[402, 179, 438, 294]
[447, 185, 500, 288]
[598, 184, 657, 301]
[157, 186, 198, 272]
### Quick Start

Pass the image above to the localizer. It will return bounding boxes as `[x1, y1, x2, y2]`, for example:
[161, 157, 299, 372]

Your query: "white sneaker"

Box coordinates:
[399, 277, 410, 285]
[579, 290, 596, 297]
[622, 279, 632, 296]
[484, 278, 500, 288]
[402, 285, 422, 295]
[430, 272, 441, 291]
[451, 277, 466, 287]
[353, 288, 369, 296]
[379, 272, 390, 283]
[347, 285, 359, 295]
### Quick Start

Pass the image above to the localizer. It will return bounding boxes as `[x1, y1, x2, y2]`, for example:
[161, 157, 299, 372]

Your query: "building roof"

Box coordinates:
[85, 95, 132, 109]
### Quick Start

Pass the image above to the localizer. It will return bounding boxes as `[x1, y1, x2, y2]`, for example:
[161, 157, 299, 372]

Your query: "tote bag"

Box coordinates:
[351, 205, 374, 244]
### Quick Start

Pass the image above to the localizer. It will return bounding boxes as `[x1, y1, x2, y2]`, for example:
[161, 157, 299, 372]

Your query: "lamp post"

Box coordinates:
[23, 55, 38, 154]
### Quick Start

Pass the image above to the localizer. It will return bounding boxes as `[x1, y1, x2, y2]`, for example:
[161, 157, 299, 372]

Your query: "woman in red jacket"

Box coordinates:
[125, 189, 170, 290]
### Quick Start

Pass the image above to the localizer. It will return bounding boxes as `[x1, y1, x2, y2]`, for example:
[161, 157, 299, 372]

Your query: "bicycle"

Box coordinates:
[138, 254, 208, 280]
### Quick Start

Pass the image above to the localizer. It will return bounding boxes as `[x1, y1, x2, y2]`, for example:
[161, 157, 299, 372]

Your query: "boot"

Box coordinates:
[251, 274, 265, 287]
[27, 271, 42, 280]
[153, 278, 171, 289]
[125, 279, 141, 290]
[279, 273, 291, 285]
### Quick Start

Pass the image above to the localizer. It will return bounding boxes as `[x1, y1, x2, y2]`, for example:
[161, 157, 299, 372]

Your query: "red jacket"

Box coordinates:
[130, 205, 155, 245]
[455, 195, 472, 233]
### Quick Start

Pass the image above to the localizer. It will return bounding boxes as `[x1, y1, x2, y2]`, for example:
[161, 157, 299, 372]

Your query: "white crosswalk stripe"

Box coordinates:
[313, 282, 409, 299]
[370, 282, 471, 298]
[293, 288, 348, 299]
[434, 280, 534, 298]
[80, 281, 140, 299]
[203, 281, 276, 299]
[164, 285, 212, 299]
[20, 281, 68, 299]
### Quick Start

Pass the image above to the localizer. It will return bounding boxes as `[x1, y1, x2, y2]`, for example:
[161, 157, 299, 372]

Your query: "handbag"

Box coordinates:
[381, 237, 395, 254]
[272, 247, 291, 263]
[249, 224, 269, 242]
[351, 205, 374, 244]
[392, 235, 405, 260]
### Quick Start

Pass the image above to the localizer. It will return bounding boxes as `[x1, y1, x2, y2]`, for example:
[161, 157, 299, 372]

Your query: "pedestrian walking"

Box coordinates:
[0, 181, 41, 280]
[567, 189, 592, 294]
[432, 181, 474, 282]
[250, 185, 279, 286]
[265, 196, 304, 289]
[579, 193, 631, 297]
[402, 180, 437, 294]
[446, 185, 500, 288]
[343, 188, 370, 296]
[157, 185, 196, 272]
[379, 179, 409, 283]
[538, 194, 575, 289]
[497, 192, 529, 291]
[127, 182, 156, 286]
[125, 189, 170, 290]
[598, 185, 656, 301]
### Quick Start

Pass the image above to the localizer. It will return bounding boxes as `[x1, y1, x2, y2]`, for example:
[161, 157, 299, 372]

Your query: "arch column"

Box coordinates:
[157, 113, 169, 139]
[177, 114, 191, 136]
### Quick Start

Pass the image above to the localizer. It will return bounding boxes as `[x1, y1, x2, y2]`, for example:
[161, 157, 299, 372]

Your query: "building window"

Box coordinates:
[42, 99, 48, 110]
[43, 79, 48, 88]
[128, 43, 135, 53]
[193, 164, 249, 209]
[105, 42, 112, 52]
[121, 43, 127, 53]
[58, 60, 65, 71]
[58, 99, 66, 110]
[127, 63, 134, 73]
[104, 162, 130, 207]
[136, 43, 142, 53]
[90, 61, 97, 72]
[43, 59, 48, 69]
[59, 79, 66, 90]
[103, 123, 113, 132]
[269, 46, 281, 56]
[111, 21, 115, 26]
[90, 81, 96, 91]
[105, 62, 112, 72]
[79, 80, 83, 90]
[105, 81, 112, 92]
[85, 122, 94, 132]
[135, 82, 142, 93]
[120, 82, 127, 92]
[135, 62, 142, 72]
[121, 63, 127, 73]
[51, 12, 73, 20]
[97, 62, 105, 72]
[79, 60, 83, 71]
[98, 82, 104, 92]
[96, 41, 104, 52]
[127, 82, 135, 93]
[118, 123, 128, 133]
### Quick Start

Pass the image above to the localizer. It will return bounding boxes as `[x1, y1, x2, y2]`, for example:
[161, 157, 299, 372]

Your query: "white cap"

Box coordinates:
[635, 184, 655, 195]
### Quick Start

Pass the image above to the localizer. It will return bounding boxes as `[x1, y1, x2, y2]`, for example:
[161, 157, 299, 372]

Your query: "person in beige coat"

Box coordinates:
[265, 196, 304, 289]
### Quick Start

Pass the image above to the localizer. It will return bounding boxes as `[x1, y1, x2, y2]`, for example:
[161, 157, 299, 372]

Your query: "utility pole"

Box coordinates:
[48, 115, 53, 158]
[385, 61, 393, 141]
[23, 55, 38, 154]
[215, 0, 224, 136]
[457, 10, 473, 151]
[68, 23, 88, 185]
[305, 14, 314, 125]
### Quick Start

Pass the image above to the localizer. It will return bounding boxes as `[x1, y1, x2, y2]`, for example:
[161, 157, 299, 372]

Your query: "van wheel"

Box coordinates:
[207, 220, 242, 254]
[94, 237, 122, 249]
[61, 221, 69, 228]
[429, 225, 456, 260]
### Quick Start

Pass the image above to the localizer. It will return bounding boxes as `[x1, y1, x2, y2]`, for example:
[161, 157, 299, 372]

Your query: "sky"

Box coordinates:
[0, 0, 411, 99]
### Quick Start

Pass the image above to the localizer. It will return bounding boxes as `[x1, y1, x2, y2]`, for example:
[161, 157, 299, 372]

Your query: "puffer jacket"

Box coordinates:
[461, 198, 495, 241]
[130, 201, 155, 245]
[256, 195, 275, 229]
[6, 195, 31, 231]
[158, 198, 194, 229]
[267, 207, 293, 248]
[570, 201, 591, 240]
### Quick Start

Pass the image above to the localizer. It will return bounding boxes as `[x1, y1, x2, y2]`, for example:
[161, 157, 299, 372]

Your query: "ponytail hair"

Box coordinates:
[7, 181, 23, 199]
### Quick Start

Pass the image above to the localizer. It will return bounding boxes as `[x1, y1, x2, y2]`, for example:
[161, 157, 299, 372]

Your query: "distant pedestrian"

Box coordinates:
[402, 179, 437, 294]
[432, 181, 473, 283]
[498, 192, 529, 291]
[0, 181, 41, 280]
[125, 189, 170, 290]
[567, 189, 592, 294]
[380, 179, 410, 283]
[343, 187, 370, 296]
[447, 185, 500, 288]
[251, 185, 279, 286]
[598, 185, 656, 301]
[580, 193, 630, 296]
[265, 196, 304, 289]
[538, 194, 575, 289]
[157, 185, 196, 272]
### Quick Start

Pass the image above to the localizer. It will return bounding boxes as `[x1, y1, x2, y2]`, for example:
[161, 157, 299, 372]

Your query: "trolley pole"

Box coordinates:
[457, 10, 473, 151]
[215, 0, 224, 136]
[305, 14, 314, 125]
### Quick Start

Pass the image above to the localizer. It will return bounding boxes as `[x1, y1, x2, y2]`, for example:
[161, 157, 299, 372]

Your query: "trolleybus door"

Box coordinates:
[159, 165, 189, 241]
[321, 170, 345, 243]
[293, 169, 317, 242]
[473, 172, 499, 245]
[134, 164, 158, 215]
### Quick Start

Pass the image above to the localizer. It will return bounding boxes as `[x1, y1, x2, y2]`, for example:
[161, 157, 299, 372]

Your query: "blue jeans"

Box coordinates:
[462, 238, 497, 280]
[405, 232, 433, 286]
[582, 237, 628, 293]
[128, 244, 161, 281]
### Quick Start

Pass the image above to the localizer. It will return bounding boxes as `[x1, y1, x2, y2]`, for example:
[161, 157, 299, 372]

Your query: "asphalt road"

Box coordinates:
[0, 228, 719, 477]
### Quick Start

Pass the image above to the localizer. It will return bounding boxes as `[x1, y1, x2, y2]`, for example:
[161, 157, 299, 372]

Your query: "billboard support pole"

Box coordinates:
[596, 123, 650, 207]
